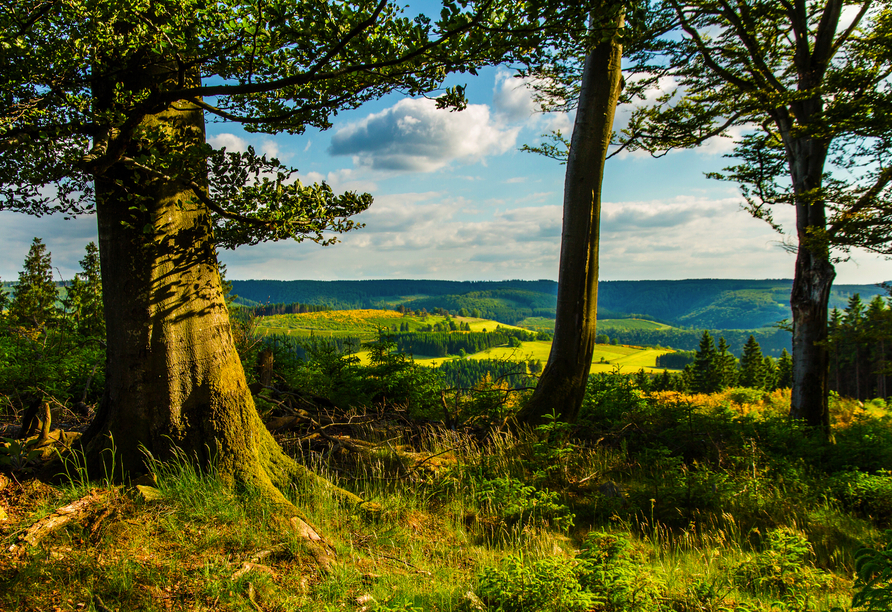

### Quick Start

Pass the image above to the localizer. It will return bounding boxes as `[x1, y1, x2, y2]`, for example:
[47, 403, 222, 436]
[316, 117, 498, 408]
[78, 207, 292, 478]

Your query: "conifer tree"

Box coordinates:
[64, 242, 104, 338]
[717, 337, 738, 389]
[739, 335, 767, 389]
[843, 294, 867, 399]
[776, 349, 794, 390]
[865, 294, 890, 399]
[9, 238, 58, 328]
[762, 355, 776, 391]
[827, 308, 844, 394]
[0, 279, 8, 315]
[692, 331, 721, 394]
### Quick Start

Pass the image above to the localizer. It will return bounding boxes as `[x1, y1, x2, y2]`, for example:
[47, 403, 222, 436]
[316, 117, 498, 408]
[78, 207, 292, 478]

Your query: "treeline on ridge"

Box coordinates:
[598, 326, 792, 356]
[389, 328, 548, 358]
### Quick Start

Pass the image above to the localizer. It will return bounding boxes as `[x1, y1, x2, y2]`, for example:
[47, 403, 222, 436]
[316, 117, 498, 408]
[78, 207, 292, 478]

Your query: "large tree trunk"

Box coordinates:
[81, 89, 356, 510]
[516, 12, 624, 424]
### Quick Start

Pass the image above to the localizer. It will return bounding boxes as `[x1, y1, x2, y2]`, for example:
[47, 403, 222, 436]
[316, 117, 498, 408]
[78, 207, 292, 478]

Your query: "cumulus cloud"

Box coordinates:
[207, 132, 248, 152]
[492, 70, 540, 121]
[328, 98, 520, 172]
[493, 69, 573, 136]
[260, 139, 280, 159]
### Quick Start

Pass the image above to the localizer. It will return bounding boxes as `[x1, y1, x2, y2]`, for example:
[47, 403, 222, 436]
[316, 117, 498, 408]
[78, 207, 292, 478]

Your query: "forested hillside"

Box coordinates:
[231, 278, 887, 329]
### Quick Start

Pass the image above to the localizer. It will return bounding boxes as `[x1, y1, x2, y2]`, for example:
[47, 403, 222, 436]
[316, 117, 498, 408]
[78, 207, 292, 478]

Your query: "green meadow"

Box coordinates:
[256, 310, 679, 371]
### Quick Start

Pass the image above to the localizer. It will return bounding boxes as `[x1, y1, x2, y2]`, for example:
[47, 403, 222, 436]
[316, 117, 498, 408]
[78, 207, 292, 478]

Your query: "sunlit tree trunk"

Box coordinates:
[81, 82, 354, 510]
[517, 10, 624, 424]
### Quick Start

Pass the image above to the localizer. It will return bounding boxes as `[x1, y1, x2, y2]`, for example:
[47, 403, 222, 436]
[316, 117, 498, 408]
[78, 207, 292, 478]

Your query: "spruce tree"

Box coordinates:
[0, 278, 8, 315]
[9, 237, 58, 328]
[762, 356, 776, 391]
[776, 350, 794, 390]
[717, 337, 738, 389]
[739, 335, 767, 389]
[827, 309, 844, 394]
[64, 242, 104, 338]
[692, 331, 721, 394]
[865, 295, 890, 400]
[844, 294, 866, 399]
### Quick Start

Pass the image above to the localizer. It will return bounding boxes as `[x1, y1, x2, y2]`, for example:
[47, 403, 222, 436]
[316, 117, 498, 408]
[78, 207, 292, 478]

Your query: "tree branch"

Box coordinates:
[304, 0, 390, 80]
[827, 165, 892, 238]
[118, 156, 305, 228]
[828, 0, 872, 61]
[170, 0, 496, 101]
[718, 0, 787, 93]
[669, 0, 758, 92]
[810, 0, 844, 82]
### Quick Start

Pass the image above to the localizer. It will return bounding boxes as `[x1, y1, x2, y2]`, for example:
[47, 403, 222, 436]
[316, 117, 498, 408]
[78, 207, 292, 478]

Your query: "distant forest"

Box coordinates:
[230, 278, 887, 331]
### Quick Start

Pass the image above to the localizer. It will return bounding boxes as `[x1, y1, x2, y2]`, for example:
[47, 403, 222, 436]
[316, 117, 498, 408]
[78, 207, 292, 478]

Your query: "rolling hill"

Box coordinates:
[231, 278, 888, 330]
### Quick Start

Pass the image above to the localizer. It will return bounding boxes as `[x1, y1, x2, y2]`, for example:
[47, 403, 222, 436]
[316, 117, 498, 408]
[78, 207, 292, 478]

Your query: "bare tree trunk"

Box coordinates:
[517, 11, 624, 424]
[785, 126, 834, 437]
[789, 248, 834, 434]
[81, 86, 357, 509]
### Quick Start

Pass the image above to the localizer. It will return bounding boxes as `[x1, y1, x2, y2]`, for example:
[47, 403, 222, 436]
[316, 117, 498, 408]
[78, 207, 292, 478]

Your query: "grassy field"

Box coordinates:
[517, 317, 674, 334]
[257, 310, 677, 371]
[412, 341, 672, 373]
[256, 310, 525, 340]
[596, 318, 673, 331]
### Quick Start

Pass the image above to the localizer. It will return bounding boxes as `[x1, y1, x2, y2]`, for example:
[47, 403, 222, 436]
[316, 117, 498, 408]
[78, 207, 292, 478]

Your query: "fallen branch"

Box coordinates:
[8, 489, 109, 558]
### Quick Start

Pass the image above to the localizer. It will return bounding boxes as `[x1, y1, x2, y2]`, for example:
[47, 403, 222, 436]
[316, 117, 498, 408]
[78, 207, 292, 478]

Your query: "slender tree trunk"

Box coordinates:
[789, 248, 834, 432]
[517, 11, 624, 424]
[785, 130, 835, 436]
[81, 86, 356, 510]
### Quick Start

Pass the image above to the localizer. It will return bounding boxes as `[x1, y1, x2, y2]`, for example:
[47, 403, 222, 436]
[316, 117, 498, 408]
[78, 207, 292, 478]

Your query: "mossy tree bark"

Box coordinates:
[516, 12, 624, 425]
[80, 86, 356, 510]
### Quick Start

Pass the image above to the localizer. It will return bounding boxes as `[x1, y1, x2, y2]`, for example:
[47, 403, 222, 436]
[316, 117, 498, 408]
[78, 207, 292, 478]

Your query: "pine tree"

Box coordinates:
[634, 368, 651, 392]
[865, 295, 890, 400]
[64, 242, 104, 337]
[692, 331, 721, 394]
[739, 335, 767, 389]
[762, 356, 776, 391]
[9, 237, 58, 328]
[843, 294, 866, 399]
[776, 349, 794, 390]
[827, 308, 844, 394]
[654, 369, 673, 392]
[0, 278, 8, 315]
[717, 337, 738, 389]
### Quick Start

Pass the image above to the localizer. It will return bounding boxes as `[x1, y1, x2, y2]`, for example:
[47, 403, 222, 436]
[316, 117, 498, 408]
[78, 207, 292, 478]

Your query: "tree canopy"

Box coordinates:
[1, 0, 594, 246]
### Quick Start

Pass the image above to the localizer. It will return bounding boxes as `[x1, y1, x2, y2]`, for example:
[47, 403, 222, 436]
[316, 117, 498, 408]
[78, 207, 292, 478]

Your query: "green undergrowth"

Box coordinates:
[3, 377, 892, 610]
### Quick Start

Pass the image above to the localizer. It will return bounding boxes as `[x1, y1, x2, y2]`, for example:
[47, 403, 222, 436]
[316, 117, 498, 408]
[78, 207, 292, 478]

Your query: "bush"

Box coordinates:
[474, 476, 575, 532]
[852, 531, 892, 612]
[477, 555, 595, 612]
[731, 527, 833, 597]
[829, 471, 892, 525]
[575, 530, 663, 612]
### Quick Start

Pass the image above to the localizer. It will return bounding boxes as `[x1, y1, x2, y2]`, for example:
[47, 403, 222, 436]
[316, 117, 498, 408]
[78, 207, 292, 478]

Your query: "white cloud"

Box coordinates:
[328, 98, 520, 172]
[492, 70, 540, 121]
[260, 139, 280, 159]
[207, 132, 248, 152]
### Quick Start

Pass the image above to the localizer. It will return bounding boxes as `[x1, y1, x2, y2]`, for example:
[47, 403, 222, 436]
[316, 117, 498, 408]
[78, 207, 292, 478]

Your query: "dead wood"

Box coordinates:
[7, 489, 110, 558]
[17, 398, 47, 440]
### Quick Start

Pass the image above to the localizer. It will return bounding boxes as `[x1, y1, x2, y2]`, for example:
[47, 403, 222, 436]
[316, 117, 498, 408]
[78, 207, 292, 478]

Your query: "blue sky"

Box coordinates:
[1, 35, 889, 285]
